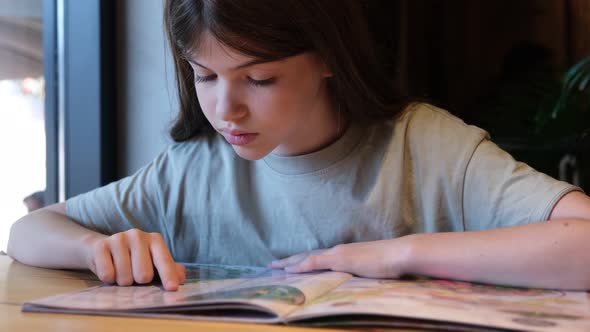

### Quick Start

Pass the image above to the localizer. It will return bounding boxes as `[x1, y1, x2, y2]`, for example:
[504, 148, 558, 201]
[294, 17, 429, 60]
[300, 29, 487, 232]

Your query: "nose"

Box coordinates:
[216, 82, 247, 122]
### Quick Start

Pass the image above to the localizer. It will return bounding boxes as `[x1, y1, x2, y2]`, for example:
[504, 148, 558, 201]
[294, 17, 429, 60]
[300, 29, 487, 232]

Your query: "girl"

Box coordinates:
[8, 0, 590, 292]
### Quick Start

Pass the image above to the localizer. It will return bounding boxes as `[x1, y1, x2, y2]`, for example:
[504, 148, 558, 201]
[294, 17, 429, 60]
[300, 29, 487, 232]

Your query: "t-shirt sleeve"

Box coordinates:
[65, 148, 171, 235]
[463, 139, 582, 230]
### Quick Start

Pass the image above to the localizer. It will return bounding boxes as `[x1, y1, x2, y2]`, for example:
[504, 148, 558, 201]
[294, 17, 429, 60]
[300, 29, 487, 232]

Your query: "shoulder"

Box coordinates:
[379, 103, 492, 180]
[166, 132, 227, 155]
[399, 103, 488, 141]
[164, 132, 231, 160]
[391, 103, 489, 156]
[362, 103, 489, 155]
[154, 133, 235, 174]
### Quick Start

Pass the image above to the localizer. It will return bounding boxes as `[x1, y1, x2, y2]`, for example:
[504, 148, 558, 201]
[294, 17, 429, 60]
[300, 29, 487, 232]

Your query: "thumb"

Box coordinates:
[285, 254, 334, 273]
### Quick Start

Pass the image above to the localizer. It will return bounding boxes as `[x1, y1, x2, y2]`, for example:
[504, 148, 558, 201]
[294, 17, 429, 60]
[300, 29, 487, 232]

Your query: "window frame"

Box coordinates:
[44, 0, 116, 204]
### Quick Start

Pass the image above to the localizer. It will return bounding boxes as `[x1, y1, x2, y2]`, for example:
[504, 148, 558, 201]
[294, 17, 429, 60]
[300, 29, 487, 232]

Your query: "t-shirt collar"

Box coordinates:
[262, 123, 364, 175]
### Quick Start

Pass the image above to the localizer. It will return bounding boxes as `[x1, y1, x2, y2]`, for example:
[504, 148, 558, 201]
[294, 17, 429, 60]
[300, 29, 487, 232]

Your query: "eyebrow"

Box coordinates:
[188, 58, 275, 71]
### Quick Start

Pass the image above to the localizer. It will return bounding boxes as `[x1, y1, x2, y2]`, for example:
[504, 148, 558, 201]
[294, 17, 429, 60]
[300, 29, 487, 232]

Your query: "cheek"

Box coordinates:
[277, 79, 319, 112]
[285, 74, 321, 105]
[301, 74, 324, 96]
[195, 87, 215, 119]
[251, 89, 295, 120]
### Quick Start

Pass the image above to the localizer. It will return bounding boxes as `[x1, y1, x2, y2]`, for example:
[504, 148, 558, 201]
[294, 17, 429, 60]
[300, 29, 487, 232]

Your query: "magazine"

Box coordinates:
[23, 263, 590, 332]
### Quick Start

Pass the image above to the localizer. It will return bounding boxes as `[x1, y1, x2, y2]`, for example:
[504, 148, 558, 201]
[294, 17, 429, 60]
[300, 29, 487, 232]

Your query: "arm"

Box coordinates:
[407, 223, 590, 289]
[8, 202, 103, 269]
[7, 202, 185, 290]
[272, 191, 590, 290]
[405, 191, 590, 289]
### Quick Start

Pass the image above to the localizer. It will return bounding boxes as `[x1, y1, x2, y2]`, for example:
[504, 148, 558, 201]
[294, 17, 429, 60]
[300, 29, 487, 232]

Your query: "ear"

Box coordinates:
[320, 60, 333, 78]
[312, 53, 333, 78]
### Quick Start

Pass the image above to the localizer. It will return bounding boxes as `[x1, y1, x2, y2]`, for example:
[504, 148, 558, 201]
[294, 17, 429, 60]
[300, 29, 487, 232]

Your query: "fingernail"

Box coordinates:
[165, 281, 179, 291]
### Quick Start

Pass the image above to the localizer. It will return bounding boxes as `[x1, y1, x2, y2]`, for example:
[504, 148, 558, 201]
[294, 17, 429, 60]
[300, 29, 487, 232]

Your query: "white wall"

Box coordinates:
[117, 0, 178, 176]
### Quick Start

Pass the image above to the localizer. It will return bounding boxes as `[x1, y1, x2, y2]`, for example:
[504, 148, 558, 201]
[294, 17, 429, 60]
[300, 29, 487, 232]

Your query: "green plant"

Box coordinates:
[534, 56, 590, 141]
[466, 53, 590, 189]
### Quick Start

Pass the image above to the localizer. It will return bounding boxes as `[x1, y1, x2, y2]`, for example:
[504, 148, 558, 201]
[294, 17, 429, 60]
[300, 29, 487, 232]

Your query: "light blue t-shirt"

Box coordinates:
[66, 103, 580, 265]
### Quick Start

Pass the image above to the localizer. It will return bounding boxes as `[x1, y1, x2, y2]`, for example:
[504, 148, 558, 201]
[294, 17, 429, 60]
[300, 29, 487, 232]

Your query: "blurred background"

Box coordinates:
[367, 0, 590, 190]
[0, 0, 44, 252]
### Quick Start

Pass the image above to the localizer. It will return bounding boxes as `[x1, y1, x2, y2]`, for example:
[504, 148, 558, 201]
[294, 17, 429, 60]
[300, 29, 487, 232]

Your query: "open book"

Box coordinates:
[23, 263, 590, 332]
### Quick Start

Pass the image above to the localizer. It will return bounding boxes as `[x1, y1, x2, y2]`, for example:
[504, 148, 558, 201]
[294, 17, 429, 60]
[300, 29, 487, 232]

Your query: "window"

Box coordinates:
[0, 0, 44, 251]
[0, 0, 116, 252]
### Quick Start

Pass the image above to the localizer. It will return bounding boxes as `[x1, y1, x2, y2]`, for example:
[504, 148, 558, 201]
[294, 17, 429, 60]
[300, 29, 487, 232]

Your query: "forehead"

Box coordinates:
[189, 32, 320, 73]
[190, 32, 249, 64]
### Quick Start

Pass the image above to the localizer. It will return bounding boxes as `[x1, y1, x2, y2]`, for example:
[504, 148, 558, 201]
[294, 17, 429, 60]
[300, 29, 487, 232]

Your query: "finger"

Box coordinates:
[109, 233, 134, 286]
[127, 231, 154, 284]
[285, 254, 334, 273]
[175, 263, 186, 285]
[269, 253, 309, 269]
[149, 233, 179, 291]
[92, 240, 116, 284]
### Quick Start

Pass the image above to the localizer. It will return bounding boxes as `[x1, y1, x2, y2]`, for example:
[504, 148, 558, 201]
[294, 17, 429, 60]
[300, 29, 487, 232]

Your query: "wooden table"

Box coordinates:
[0, 254, 423, 332]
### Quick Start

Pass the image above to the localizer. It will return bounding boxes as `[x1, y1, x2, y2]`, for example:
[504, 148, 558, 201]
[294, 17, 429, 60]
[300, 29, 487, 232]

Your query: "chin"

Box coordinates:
[232, 145, 271, 161]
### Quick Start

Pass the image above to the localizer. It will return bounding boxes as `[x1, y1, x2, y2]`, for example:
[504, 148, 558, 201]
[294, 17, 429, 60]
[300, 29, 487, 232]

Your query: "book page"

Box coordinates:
[287, 277, 590, 332]
[24, 264, 352, 320]
[182, 269, 352, 318]
[26, 264, 268, 311]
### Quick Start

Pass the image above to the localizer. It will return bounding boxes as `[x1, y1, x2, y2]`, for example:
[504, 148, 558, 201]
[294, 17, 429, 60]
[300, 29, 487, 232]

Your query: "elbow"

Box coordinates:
[6, 214, 35, 262]
[6, 218, 23, 259]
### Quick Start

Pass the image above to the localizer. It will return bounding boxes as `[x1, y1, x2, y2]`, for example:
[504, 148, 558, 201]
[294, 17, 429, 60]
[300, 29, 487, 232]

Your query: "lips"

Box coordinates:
[221, 129, 258, 146]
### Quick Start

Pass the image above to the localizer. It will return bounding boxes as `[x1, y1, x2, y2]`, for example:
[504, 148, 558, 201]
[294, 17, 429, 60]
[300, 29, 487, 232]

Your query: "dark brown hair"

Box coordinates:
[164, 0, 406, 142]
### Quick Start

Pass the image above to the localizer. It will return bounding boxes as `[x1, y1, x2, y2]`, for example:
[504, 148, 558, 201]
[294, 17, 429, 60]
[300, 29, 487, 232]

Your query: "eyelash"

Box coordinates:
[194, 75, 276, 87]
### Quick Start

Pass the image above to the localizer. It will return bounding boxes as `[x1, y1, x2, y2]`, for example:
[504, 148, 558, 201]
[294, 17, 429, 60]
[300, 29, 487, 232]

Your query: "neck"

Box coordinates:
[274, 98, 348, 156]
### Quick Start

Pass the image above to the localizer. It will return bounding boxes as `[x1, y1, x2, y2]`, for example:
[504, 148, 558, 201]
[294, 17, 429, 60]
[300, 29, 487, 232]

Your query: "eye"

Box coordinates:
[247, 77, 277, 87]
[195, 74, 216, 84]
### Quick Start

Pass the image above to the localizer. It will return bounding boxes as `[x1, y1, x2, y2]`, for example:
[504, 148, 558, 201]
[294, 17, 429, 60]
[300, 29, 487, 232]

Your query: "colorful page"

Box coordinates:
[181, 269, 352, 319]
[23, 264, 352, 322]
[287, 277, 590, 332]
[24, 264, 267, 311]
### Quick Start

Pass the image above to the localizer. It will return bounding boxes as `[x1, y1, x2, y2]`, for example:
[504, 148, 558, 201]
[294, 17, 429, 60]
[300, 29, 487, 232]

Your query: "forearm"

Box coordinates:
[405, 219, 590, 290]
[7, 208, 106, 269]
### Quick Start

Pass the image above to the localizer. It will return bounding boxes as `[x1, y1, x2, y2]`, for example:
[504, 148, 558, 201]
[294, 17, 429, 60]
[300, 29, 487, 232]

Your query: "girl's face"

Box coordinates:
[188, 33, 339, 160]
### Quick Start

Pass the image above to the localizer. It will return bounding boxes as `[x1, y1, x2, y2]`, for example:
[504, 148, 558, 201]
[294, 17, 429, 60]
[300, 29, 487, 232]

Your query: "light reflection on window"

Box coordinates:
[0, 77, 45, 251]
[0, 1, 44, 251]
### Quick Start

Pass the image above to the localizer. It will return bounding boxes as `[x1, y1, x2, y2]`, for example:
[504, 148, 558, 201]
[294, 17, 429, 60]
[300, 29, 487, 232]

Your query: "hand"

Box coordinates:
[269, 238, 413, 278]
[83, 229, 186, 291]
